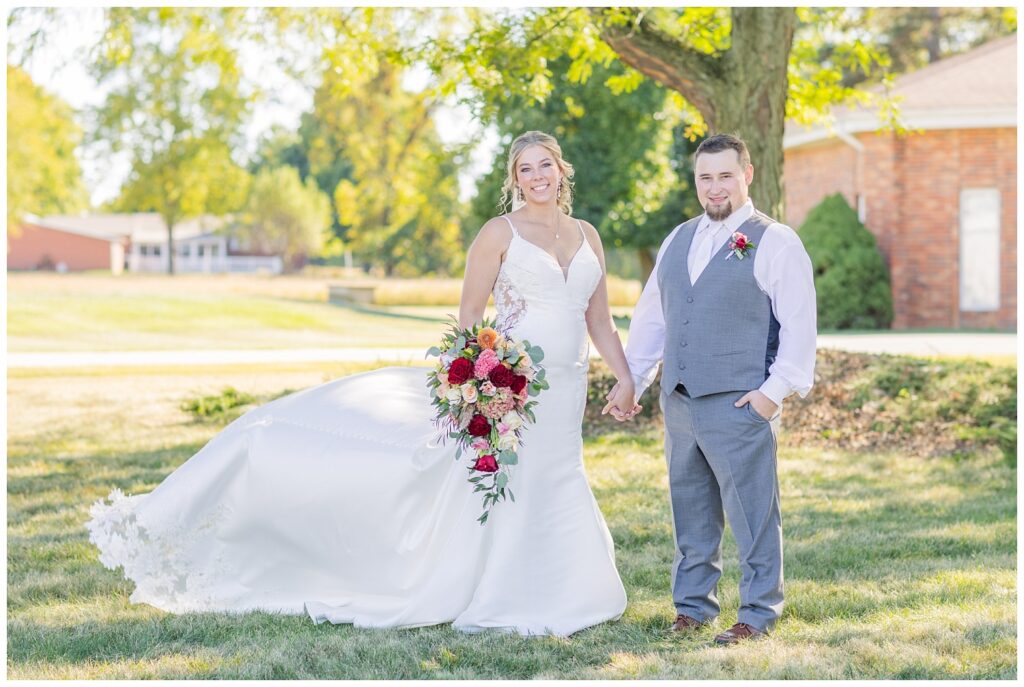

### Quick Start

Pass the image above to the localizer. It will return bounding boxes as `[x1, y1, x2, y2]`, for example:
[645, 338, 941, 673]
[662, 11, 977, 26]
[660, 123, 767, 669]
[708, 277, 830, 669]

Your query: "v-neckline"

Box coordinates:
[509, 221, 587, 284]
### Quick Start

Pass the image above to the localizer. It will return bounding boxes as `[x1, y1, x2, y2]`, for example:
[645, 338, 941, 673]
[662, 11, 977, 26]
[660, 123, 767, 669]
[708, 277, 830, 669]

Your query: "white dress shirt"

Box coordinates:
[625, 199, 817, 406]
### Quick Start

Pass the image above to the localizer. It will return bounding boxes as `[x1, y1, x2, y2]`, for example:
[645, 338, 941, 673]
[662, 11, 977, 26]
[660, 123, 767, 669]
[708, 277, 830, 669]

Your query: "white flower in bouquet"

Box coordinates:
[497, 432, 518, 451]
[445, 387, 463, 405]
[461, 382, 478, 404]
[436, 382, 450, 399]
[500, 411, 523, 430]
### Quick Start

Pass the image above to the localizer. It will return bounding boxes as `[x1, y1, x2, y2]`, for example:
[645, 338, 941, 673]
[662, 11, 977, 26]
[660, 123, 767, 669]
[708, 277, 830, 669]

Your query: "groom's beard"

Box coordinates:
[705, 200, 733, 221]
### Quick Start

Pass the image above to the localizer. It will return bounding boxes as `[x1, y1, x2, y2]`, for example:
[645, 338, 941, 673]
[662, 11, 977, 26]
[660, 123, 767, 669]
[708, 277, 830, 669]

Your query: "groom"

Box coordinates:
[607, 133, 816, 644]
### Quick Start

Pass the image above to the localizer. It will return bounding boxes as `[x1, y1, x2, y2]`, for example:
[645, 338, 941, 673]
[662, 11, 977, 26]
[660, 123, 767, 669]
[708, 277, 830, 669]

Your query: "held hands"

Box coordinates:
[734, 389, 778, 421]
[601, 381, 642, 422]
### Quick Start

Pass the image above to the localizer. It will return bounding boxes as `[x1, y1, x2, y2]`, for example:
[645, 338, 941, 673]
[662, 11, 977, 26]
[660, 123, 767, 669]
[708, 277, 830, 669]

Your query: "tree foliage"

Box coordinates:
[427, 7, 901, 222]
[92, 7, 254, 273]
[799, 193, 893, 330]
[814, 7, 1017, 87]
[233, 166, 331, 271]
[467, 55, 701, 280]
[6, 64, 88, 234]
[317, 62, 465, 275]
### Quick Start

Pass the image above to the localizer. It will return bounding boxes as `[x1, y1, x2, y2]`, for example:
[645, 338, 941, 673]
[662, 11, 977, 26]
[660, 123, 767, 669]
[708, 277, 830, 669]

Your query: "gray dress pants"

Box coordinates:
[661, 385, 784, 632]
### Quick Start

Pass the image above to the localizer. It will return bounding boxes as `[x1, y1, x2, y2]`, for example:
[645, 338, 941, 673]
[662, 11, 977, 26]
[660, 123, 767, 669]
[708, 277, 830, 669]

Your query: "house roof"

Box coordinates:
[29, 213, 229, 243]
[785, 34, 1017, 149]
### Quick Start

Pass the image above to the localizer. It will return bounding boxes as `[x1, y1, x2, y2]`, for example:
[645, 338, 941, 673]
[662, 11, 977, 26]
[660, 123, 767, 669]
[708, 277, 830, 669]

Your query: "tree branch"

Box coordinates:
[594, 8, 721, 123]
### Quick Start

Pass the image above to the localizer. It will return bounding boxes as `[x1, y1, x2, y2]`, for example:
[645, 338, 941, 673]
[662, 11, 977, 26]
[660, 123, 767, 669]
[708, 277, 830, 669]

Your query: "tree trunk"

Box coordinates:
[600, 7, 797, 221]
[638, 246, 656, 286]
[713, 8, 796, 221]
[166, 222, 175, 275]
[926, 8, 942, 63]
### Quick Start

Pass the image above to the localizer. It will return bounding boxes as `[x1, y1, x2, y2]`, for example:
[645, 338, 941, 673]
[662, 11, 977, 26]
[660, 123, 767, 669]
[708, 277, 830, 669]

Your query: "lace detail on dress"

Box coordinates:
[493, 269, 527, 333]
[86, 488, 234, 612]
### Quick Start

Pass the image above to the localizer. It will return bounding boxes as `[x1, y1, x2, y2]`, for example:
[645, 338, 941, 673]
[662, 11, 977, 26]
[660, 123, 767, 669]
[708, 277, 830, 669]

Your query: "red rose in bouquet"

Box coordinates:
[510, 374, 528, 395]
[467, 414, 491, 437]
[489, 365, 516, 388]
[473, 455, 499, 472]
[448, 357, 474, 385]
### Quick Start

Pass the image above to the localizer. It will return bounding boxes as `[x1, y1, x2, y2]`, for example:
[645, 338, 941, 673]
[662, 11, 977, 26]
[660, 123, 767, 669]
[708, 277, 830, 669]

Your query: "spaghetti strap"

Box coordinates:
[502, 215, 520, 237]
[574, 219, 585, 240]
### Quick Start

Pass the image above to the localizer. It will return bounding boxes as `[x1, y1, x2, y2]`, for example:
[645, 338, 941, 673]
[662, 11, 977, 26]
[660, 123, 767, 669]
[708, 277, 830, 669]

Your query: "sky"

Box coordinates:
[8, 6, 500, 208]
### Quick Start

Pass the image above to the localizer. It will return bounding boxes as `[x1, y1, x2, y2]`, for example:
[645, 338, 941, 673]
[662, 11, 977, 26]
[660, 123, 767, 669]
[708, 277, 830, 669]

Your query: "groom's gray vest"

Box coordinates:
[658, 211, 781, 398]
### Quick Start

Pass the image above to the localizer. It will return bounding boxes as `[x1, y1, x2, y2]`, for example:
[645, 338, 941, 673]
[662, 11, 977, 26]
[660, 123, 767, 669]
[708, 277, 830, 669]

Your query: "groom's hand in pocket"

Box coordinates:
[734, 390, 778, 421]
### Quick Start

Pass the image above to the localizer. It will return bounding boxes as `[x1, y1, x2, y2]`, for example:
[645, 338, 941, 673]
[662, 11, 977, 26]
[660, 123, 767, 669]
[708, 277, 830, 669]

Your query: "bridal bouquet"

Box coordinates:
[426, 317, 548, 524]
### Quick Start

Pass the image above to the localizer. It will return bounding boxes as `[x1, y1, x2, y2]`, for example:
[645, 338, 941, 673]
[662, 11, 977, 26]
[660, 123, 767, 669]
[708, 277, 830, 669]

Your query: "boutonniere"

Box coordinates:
[725, 232, 756, 260]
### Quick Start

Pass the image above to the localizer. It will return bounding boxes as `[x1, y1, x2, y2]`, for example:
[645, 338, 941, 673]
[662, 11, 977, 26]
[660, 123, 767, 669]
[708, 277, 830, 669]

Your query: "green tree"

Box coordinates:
[428, 7, 900, 221]
[467, 55, 701, 279]
[91, 7, 254, 273]
[233, 166, 332, 271]
[250, 118, 354, 251]
[818, 7, 1017, 87]
[799, 193, 893, 330]
[6, 64, 88, 234]
[323, 61, 465, 276]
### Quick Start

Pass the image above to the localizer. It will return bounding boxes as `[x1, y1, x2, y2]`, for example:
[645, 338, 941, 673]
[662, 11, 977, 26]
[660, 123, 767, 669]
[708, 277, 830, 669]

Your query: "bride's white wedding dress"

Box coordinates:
[87, 216, 627, 637]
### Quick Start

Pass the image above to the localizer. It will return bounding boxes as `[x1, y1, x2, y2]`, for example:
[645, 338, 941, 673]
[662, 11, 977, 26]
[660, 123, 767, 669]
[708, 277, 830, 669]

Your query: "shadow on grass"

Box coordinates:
[326, 300, 449, 324]
[7, 429, 1017, 678]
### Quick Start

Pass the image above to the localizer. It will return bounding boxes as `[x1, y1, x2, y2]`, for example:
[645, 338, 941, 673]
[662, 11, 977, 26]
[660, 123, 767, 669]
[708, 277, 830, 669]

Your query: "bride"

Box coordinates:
[87, 130, 640, 637]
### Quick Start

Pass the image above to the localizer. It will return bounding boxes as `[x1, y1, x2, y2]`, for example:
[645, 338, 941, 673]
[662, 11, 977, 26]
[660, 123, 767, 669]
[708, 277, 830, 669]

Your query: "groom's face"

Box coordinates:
[694, 150, 754, 221]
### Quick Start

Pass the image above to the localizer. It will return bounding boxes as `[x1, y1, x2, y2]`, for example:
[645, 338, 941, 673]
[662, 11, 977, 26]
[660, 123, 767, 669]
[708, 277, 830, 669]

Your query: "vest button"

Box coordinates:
[679, 364, 686, 370]
[682, 319, 689, 325]
[681, 341, 688, 347]
[686, 296, 694, 303]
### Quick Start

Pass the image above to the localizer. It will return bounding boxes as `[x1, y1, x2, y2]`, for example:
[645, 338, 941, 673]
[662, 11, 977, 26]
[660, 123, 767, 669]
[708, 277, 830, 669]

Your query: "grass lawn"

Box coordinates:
[7, 273, 633, 352]
[7, 362, 1016, 679]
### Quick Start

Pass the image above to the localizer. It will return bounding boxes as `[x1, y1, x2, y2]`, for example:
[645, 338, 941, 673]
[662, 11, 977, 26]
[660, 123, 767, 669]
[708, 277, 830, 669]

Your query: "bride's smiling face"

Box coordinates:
[514, 145, 560, 205]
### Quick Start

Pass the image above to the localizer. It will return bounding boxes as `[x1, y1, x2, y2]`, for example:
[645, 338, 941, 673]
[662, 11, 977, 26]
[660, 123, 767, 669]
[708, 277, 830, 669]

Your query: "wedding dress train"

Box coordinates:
[87, 217, 627, 636]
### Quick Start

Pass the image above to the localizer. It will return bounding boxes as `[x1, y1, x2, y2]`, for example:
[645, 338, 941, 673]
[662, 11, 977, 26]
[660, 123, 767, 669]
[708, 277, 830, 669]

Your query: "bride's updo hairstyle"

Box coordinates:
[500, 130, 575, 215]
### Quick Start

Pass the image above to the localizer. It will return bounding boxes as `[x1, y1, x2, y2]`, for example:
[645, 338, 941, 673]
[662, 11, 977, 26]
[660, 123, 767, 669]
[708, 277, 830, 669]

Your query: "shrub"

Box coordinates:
[585, 351, 1017, 464]
[181, 387, 256, 423]
[798, 193, 893, 329]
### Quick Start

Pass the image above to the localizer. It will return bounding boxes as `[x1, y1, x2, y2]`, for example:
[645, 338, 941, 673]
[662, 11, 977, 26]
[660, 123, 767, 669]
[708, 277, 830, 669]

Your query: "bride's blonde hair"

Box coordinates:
[500, 131, 575, 215]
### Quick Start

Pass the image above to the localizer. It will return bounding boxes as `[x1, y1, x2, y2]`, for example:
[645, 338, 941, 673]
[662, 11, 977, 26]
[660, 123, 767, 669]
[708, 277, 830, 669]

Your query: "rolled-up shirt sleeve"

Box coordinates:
[756, 225, 817, 406]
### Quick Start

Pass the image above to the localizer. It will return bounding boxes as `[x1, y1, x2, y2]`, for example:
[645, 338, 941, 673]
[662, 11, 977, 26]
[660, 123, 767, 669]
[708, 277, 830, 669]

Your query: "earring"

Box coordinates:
[516, 186, 524, 202]
[557, 179, 563, 198]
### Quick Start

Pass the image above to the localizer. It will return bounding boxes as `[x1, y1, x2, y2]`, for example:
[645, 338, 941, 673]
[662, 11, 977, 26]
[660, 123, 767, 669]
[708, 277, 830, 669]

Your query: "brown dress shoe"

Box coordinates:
[668, 614, 706, 632]
[714, 622, 765, 644]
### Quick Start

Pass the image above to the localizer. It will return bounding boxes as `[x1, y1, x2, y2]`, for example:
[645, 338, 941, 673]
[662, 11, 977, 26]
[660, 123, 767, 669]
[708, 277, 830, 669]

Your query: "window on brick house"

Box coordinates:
[959, 188, 1000, 312]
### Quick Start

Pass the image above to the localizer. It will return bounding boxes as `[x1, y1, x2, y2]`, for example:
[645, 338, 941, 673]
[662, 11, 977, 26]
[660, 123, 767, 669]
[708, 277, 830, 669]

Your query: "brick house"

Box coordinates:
[783, 35, 1016, 330]
[8, 213, 284, 274]
[8, 216, 128, 273]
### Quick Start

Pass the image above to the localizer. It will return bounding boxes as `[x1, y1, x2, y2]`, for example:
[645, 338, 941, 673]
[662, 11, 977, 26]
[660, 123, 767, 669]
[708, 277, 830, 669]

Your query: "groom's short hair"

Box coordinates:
[695, 134, 751, 168]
